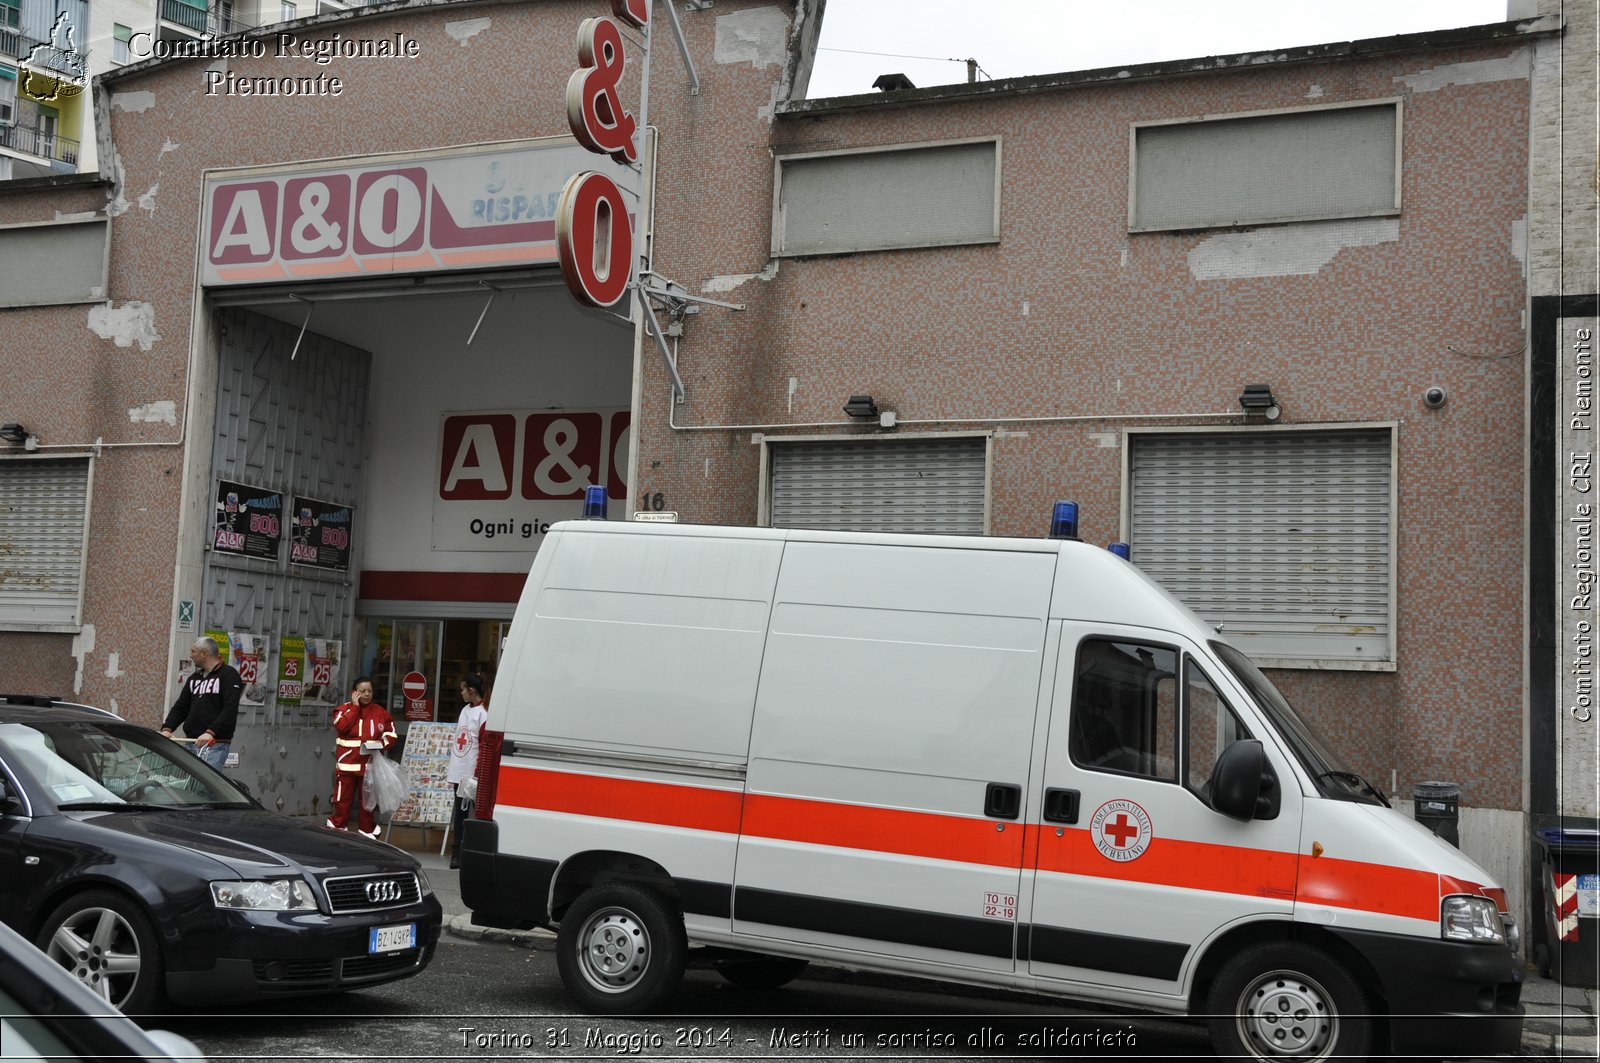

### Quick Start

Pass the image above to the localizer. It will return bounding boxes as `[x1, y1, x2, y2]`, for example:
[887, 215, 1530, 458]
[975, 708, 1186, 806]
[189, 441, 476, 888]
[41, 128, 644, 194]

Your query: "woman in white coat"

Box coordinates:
[447, 673, 489, 868]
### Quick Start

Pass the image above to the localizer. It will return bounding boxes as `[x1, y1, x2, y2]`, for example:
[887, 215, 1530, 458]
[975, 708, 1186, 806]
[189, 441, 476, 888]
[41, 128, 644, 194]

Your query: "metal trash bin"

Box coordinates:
[1533, 828, 1600, 988]
[1413, 781, 1460, 847]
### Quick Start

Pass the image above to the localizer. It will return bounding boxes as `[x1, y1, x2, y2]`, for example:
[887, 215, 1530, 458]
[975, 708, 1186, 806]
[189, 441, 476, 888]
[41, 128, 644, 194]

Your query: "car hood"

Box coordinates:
[68, 808, 419, 878]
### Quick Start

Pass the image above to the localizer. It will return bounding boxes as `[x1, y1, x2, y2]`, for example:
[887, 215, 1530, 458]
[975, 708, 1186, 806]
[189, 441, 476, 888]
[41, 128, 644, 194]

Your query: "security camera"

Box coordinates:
[1423, 386, 1448, 410]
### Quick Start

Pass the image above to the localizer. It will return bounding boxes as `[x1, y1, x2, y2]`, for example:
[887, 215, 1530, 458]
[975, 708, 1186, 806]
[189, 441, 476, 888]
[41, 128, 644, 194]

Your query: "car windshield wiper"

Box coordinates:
[57, 801, 168, 811]
[1316, 770, 1391, 807]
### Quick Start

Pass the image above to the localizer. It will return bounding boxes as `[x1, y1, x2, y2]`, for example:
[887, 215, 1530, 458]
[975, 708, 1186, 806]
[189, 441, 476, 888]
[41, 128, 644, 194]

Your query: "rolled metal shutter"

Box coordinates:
[770, 437, 987, 534]
[0, 457, 90, 626]
[1129, 429, 1391, 663]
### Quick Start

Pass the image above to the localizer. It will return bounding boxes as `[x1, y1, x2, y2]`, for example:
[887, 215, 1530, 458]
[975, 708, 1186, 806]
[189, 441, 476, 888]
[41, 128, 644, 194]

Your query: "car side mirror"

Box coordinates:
[1210, 739, 1280, 821]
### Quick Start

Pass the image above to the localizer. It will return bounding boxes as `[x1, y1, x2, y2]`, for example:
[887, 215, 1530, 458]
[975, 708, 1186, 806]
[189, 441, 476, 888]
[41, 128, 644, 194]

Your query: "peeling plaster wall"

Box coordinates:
[1395, 53, 1530, 92]
[87, 301, 161, 350]
[128, 400, 178, 425]
[444, 16, 490, 44]
[713, 6, 790, 69]
[703, 260, 779, 292]
[110, 90, 157, 113]
[1187, 218, 1400, 280]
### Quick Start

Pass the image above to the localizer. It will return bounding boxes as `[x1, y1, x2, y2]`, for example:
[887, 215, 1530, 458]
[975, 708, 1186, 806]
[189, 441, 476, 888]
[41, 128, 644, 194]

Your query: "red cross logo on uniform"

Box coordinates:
[1102, 812, 1139, 848]
[456, 730, 468, 752]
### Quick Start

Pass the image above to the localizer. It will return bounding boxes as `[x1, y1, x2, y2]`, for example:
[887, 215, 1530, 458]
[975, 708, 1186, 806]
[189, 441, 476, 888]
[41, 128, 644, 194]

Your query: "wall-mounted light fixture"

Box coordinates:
[843, 395, 880, 419]
[1238, 384, 1281, 421]
[0, 423, 29, 445]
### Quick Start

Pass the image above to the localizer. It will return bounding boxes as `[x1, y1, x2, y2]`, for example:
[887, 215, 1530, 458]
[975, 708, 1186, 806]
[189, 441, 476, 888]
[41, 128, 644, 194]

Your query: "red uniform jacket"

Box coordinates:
[332, 701, 396, 772]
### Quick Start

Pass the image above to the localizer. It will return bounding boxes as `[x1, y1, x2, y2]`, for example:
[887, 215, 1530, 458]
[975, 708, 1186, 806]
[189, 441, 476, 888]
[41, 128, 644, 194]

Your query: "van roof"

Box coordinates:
[548, 518, 1063, 552]
[546, 520, 1224, 643]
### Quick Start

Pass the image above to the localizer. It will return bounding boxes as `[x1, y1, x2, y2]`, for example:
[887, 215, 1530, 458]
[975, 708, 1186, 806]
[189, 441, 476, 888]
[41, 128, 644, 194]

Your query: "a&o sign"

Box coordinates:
[556, 0, 649, 309]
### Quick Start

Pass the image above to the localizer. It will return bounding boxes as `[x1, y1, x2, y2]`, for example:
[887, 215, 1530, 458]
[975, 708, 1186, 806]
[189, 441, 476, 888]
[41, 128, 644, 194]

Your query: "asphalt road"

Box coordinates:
[154, 934, 1216, 1061]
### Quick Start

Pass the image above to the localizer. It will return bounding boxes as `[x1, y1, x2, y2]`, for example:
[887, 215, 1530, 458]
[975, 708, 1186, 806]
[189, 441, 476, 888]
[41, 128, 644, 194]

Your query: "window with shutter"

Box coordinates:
[0, 457, 92, 630]
[1128, 428, 1393, 668]
[767, 436, 988, 534]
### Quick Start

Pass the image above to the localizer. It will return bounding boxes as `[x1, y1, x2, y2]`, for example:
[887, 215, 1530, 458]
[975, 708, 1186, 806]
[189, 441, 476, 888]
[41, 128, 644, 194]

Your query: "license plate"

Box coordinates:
[369, 923, 416, 954]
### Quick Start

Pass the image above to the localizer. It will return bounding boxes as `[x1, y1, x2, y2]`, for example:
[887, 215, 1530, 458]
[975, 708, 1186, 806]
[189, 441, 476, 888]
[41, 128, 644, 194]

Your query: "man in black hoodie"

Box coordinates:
[160, 637, 244, 770]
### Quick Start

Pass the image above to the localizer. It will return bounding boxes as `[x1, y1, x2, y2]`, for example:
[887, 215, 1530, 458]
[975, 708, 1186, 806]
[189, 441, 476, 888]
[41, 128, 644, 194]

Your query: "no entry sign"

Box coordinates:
[402, 671, 427, 700]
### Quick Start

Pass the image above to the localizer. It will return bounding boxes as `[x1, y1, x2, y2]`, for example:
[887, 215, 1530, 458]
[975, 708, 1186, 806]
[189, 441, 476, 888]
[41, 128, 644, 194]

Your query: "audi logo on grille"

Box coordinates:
[365, 880, 402, 903]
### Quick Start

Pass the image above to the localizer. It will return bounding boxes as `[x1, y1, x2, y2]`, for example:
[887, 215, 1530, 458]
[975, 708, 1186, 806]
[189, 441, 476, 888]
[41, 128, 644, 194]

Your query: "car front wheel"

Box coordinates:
[1205, 941, 1370, 1062]
[556, 883, 685, 1014]
[37, 889, 165, 1015]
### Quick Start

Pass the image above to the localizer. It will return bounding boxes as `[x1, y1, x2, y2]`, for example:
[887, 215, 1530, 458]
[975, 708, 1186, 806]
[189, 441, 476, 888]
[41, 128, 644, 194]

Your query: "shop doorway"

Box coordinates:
[359, 617, 508, 749]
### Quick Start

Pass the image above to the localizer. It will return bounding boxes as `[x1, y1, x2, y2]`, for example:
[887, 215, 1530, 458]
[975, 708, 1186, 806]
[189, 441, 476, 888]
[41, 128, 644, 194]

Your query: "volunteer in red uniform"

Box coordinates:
[326, 676, 396, 838]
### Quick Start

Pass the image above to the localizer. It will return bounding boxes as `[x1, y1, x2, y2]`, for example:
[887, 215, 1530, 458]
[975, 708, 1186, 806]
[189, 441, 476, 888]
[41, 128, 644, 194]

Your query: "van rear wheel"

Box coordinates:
[556, 883, 686, 1014]
[1206, 942, 1369, 1062]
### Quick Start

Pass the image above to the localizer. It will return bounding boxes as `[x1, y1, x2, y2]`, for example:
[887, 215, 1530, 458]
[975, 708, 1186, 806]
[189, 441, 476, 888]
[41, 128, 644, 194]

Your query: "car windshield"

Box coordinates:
[0, 719, 254, 810]
[1209, 641, 1386, 806]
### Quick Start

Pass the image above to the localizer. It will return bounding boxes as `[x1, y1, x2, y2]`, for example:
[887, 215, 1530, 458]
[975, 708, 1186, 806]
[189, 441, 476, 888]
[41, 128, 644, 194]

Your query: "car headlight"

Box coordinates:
[1441, 895, 1506, 943]
[416, 869, 434, 897]
[211, 879, 318, 911]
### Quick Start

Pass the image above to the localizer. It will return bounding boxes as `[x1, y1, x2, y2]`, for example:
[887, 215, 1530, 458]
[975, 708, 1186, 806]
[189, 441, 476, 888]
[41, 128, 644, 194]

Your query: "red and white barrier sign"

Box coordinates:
[1555, 872, 1580, 941]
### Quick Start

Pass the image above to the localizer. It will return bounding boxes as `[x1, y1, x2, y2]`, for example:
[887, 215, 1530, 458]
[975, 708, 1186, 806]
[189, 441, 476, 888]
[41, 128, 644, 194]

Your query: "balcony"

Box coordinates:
[0, 122, 78, 169]
[0, 26, 43, 63]
[158, 0, 260, 38]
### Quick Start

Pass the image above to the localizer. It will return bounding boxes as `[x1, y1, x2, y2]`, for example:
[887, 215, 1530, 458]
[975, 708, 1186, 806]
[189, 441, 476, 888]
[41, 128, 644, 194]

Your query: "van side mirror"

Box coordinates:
[1210, 739, 1280, 821]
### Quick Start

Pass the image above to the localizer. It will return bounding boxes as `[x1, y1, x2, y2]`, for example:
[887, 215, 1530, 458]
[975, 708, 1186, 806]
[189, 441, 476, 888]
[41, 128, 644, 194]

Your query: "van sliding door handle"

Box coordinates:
[1043, 788, 1080, 824]
[984, 783, 1022, 820]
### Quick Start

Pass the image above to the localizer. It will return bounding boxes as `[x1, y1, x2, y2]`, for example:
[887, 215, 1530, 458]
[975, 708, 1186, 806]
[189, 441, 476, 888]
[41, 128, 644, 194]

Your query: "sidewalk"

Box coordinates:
[385, 826, 1599, 1059]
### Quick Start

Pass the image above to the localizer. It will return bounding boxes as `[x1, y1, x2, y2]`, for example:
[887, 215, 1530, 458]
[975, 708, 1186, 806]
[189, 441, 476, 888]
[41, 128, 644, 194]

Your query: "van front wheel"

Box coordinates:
[557, 883, 686, 1014]
[1206, 942, 1370, 1062]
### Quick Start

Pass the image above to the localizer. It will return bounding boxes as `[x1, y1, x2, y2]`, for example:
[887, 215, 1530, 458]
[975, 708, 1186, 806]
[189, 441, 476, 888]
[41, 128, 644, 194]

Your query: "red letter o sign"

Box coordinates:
[556, 170, 633, 309]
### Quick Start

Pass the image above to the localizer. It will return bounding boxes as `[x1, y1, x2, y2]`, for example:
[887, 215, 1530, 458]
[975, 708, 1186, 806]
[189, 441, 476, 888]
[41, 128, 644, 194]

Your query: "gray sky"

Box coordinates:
[806, 0, 1513, 98]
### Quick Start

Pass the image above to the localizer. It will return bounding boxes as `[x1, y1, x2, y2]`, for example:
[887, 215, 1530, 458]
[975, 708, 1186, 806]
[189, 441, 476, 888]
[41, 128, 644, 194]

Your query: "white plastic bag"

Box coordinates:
[459, 775, 478, 802]
[365, 754, 409, 812]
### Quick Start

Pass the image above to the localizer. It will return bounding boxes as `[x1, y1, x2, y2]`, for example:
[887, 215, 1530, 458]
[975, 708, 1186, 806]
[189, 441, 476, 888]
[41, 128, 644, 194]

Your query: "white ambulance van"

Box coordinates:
[461, 510, 1523, 1061]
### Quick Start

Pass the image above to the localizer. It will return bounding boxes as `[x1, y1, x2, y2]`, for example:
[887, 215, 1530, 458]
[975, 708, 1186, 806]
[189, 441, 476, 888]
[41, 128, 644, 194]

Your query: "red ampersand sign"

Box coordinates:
[566, 16, 638, 165]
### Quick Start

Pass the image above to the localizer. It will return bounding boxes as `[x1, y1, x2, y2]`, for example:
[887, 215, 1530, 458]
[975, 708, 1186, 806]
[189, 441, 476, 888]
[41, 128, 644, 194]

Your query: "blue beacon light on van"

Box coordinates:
[1108, 542, 1131, 560]
[582, 485, 608, 519]
[1049, 501, 1080, 540]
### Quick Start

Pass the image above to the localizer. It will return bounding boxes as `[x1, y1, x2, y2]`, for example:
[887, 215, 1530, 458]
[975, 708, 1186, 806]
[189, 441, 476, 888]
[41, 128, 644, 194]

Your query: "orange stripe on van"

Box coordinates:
[496, 766, 1452, 923]
[496, 765, 742, 834]
[1031, 828, 1300, 897]
[741, 793, 1023, 866]
[1297, 854, 1440, 922]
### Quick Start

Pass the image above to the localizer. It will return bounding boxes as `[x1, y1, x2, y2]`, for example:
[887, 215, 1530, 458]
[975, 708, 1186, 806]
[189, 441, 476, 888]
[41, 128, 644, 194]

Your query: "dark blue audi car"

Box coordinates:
[0, 696, 442, 1013]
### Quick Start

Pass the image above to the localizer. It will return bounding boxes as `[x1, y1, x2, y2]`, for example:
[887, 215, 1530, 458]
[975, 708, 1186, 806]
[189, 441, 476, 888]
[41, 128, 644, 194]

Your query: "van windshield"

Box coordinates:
[1209, 642, 1387, 806]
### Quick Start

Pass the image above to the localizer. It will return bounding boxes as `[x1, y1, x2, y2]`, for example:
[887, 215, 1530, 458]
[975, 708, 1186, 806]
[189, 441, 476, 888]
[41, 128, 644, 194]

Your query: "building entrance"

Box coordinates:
[357, 616, 508, 742]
